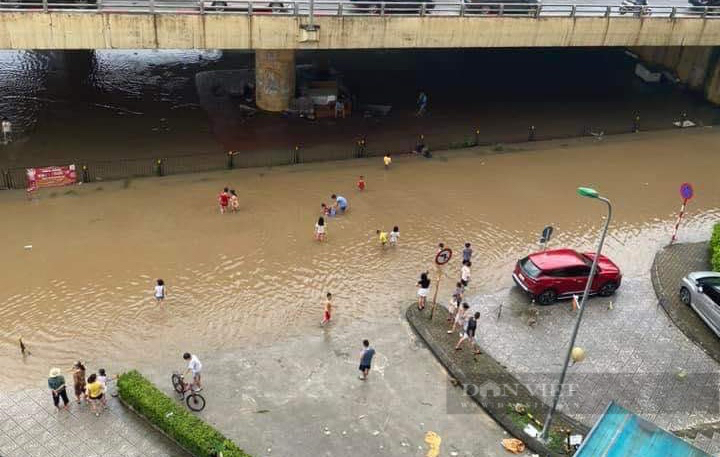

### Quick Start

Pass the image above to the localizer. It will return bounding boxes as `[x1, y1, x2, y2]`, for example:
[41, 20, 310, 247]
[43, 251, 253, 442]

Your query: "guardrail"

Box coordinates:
[1, 0, 720, 18]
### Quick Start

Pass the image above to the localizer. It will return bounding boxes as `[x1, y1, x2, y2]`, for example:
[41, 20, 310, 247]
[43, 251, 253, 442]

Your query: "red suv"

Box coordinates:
[512, 248, 622, 305]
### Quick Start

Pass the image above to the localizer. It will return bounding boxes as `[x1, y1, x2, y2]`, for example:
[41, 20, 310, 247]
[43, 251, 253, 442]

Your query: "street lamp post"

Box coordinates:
[539, 187, 613, 441]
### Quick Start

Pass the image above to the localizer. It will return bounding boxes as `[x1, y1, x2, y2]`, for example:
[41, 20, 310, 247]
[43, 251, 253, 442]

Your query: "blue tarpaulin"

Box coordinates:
[574, 402, 710, 457]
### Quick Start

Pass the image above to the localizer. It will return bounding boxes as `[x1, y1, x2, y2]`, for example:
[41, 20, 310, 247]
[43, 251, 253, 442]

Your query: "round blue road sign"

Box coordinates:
[680, 182, 694, 200]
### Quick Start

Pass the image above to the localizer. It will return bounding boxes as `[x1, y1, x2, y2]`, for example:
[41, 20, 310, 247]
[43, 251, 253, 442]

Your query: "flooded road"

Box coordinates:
[1, 128, 719, 387]
[0, 48, 718, 168]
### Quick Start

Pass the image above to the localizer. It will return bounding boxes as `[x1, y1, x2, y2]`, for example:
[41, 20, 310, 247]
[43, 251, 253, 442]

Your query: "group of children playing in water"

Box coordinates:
[217, 187, 240, 214]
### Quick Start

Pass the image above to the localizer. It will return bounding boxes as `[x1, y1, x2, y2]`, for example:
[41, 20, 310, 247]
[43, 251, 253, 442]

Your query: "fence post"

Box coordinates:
[199, 0, 205, 14]
[227, 151, 235, 169]
[605, 5, 611, 17]
[570, 4, 576, 17]
[156, 159, 163, 176]
[534, 4, 541, 17]
[292, 145, 300, 164]
[475, 128, 480, 146]
[0, 169, 5, 189]
[670, 6, 676, 18]
[338, 2, 343, 15]
[149, 0, 155, 13]
[633, 114, 640, 133]
[42, 0, 48, 12]
[528, 125, 536, 141]
[5, 169, 13, 189]
[82, 165, 90, 183]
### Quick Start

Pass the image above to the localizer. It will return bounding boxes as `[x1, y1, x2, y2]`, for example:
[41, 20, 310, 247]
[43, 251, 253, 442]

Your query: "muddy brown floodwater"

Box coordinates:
[1, 128, 720, 387]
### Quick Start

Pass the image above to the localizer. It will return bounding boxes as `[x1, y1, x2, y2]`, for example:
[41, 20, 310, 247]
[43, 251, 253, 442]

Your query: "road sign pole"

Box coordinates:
[670, 198, 688, 245]
[429, 267, 442, 320]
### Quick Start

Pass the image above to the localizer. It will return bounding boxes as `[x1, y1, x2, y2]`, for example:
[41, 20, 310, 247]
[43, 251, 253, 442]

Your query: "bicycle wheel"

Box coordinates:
[186, 393, 206, 412]
[171, 374, 184, 394]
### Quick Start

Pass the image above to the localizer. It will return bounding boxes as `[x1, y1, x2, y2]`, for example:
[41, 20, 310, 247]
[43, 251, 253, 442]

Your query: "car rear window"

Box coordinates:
[520, 257, 541, 278]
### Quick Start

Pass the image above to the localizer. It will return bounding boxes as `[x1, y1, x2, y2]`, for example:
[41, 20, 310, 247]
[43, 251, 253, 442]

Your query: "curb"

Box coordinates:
[650, 242, 720, 365]
[405, 305, 588, 457]
[117, 395, 195, 457]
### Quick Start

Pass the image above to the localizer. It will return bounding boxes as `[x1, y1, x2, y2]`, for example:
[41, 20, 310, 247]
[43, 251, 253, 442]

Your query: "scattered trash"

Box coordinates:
[608, 301, 614, 310]
[372, 430, 380, 436]
[501, 438, 526, 454]
[523, 423, 539, 438]
[569, 435, 583, 446]
[676, 368, 687, 380]
[358, 414, 367, 420]
[323, 427, 331, 435]
[400, 441, 410, 447]
[341, 431, 347, 436]
[23, 245, 32, 250]
[514, 403, 527, 414]
[424, 431, 442, 457]
[165, 412, 174, 418]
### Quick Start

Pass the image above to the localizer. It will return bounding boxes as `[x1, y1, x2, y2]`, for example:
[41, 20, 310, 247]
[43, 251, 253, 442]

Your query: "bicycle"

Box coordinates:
[171, 372, 206, 412]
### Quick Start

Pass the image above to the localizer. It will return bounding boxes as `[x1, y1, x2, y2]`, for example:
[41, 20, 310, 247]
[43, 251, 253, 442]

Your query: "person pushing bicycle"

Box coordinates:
[182, 352, 203, 391]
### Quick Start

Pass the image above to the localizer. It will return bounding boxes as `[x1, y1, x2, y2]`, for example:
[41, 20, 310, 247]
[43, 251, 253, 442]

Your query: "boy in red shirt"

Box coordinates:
[357, 176, 366, 191]
[218, 187, 230, 214]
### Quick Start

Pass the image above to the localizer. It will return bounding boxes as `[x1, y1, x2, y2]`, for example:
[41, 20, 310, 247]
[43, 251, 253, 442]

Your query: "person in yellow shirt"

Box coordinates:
[376, 229, 388, 247]
[383, 153, 392, 169]
[85, 373, 104, 416]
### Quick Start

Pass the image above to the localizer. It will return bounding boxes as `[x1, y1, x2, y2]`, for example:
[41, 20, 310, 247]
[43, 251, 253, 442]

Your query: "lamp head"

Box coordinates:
[577, 187, 599, 199]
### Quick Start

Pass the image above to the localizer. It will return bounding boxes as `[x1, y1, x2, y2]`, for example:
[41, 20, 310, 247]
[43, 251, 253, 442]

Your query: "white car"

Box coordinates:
[680, 271, 720, 337]
[202, 0, 286, 12]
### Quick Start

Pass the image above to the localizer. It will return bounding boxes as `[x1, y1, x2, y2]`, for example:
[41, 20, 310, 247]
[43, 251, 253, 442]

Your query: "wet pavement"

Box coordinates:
[465, 244, 720, 431]
[0, 388, 187, 457]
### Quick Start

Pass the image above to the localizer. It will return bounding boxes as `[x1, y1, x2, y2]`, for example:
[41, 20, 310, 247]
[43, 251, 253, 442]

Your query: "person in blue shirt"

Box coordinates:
[331, 194, 348, 213]
[358, 340, 375, 381]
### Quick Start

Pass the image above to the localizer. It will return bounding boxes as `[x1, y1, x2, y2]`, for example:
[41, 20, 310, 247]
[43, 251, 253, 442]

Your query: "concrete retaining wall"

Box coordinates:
[3, 13, 720, 49]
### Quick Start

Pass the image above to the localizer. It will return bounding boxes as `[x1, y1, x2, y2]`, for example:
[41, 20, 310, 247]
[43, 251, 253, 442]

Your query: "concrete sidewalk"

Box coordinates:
[0, 388, 187, 457]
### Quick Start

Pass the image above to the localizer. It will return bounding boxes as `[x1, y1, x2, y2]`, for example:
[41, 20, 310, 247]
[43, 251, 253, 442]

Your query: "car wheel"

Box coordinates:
[599, 281, 618, 297]
[536, 289, 557, 305]
[679, 286, 692, 305]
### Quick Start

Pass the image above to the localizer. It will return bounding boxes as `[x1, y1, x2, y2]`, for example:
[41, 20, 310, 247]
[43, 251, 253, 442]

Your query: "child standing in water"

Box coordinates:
[389, 226, 400, 246]
[229, 189, 239, 213]
[321, 292, 332, 326]
[315, 217, 326, 242]
[376, 229, 388, 247]
[218, 187, 230, 214]
[357, 176, 366, 191]
[154, 279, 166, 303]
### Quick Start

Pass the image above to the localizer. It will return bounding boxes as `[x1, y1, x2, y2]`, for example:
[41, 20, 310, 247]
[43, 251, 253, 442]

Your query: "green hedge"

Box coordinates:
[712, 223, 720, 272]
[117, 370, 250, 457]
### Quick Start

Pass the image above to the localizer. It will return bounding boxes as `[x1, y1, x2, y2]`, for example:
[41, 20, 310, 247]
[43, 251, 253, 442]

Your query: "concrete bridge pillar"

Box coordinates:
[255, 50, 295, 112]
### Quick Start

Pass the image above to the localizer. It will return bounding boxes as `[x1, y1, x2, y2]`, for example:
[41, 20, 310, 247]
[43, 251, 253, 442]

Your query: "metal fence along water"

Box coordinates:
[1, 0, 720, 18]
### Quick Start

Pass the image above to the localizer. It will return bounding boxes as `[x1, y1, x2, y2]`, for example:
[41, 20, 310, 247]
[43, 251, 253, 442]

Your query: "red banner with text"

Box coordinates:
[26, 165, 77, 192]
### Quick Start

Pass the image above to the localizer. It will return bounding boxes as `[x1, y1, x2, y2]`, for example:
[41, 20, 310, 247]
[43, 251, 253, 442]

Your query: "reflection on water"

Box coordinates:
[1, 129, 719, 386]
[0, 48, 717, 167]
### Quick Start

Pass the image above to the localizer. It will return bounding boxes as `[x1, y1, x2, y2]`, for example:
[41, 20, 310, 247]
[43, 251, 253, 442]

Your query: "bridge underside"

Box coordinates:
[1, 13, 720, 50]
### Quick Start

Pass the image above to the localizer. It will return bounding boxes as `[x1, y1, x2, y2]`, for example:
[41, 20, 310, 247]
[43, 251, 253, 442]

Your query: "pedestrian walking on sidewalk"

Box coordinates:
[455, 312, 480, 352]
[48, 368, 69, 411]
[321, 292, 332, 326]
[85, 373, 105, 416]
[358, 340, 375, 381]
[448, 302, 469, 334]
[72, 361, 86, 404]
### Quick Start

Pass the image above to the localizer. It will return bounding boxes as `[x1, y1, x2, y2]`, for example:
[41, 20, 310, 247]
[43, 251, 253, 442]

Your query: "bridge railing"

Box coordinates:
[1, 0, 720, 18]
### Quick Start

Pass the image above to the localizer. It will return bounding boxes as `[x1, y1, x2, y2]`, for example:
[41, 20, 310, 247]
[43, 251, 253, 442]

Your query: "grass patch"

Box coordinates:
[711, 223, 720, 272]
[505, 405, 571, 455]
[117, 370, 250, 457]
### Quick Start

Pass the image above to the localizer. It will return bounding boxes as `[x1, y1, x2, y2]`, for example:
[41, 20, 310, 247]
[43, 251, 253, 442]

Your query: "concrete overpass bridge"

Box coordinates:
[2, 0, 720, 109]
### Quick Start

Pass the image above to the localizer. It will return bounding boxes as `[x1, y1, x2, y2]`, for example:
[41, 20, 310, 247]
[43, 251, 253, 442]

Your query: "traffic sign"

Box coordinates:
[540, 226, 554, 244]
[680, 182, 694, 201]
[435, 248, 452, 265]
